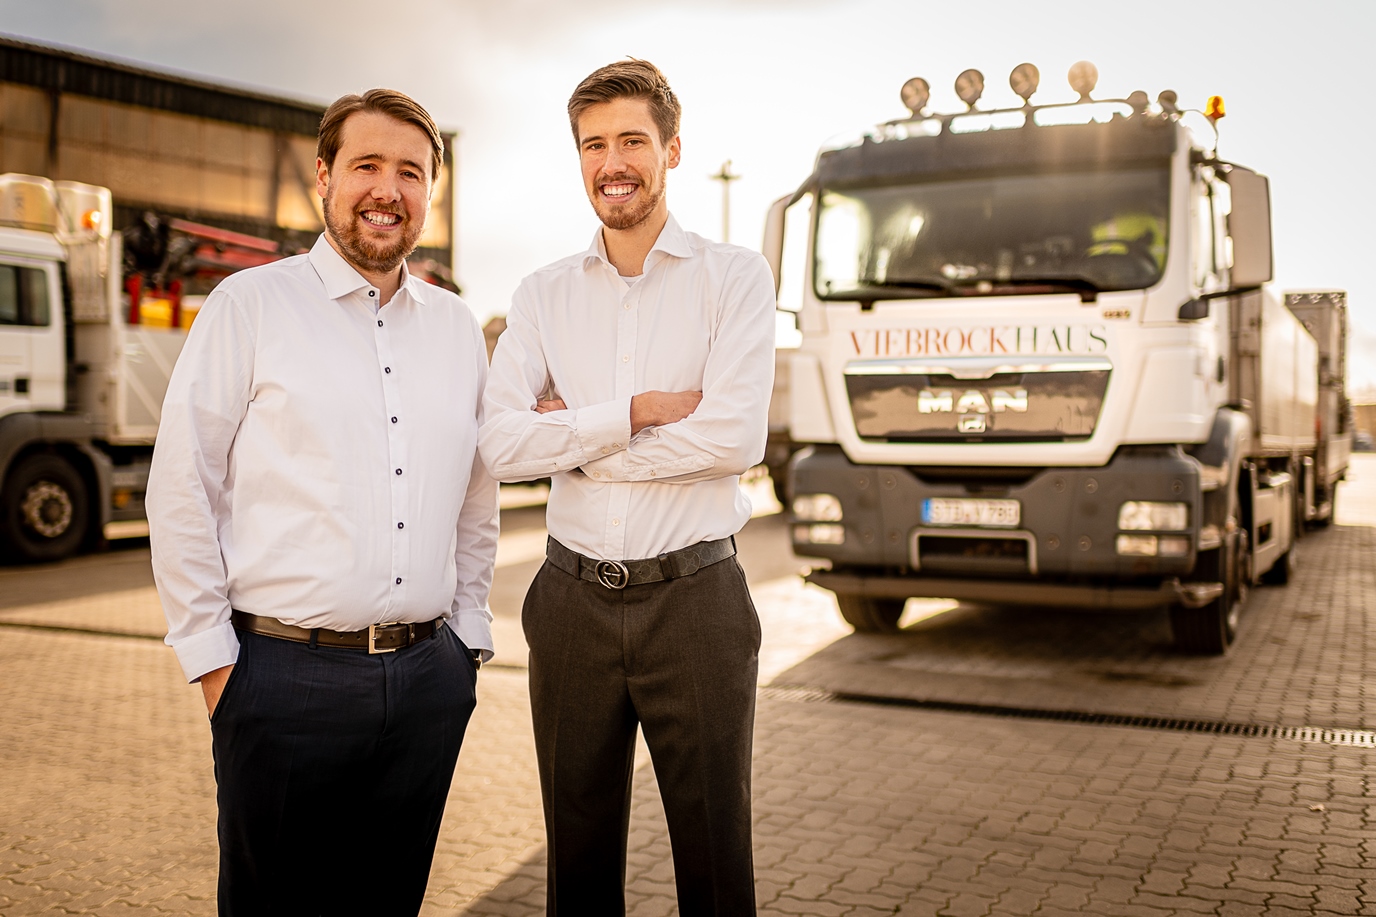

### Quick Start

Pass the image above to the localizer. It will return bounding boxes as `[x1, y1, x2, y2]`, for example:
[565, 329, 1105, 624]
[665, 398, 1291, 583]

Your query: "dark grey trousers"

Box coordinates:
[523, 553, 761, 916]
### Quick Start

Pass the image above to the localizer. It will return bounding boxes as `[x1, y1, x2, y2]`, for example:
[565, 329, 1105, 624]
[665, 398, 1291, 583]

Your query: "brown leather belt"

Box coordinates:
[545, 536, 736, 590]
[231, 610, 440, 654]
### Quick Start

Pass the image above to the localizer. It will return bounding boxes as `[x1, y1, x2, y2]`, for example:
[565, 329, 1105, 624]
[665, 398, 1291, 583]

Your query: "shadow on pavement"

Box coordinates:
[770, 523, 1376, 731]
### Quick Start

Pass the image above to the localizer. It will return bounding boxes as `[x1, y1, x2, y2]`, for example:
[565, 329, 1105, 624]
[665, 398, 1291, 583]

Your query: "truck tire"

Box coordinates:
[835, 594, 906, 633]
[1, 454, 90, 563]
[1170, 529, 1250, 655]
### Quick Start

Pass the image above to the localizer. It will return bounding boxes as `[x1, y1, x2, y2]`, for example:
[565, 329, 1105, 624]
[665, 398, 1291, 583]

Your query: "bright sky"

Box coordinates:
[5, 0, 1375, 392]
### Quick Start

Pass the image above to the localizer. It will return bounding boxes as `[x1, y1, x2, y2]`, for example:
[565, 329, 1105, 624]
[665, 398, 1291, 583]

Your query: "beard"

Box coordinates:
[591, 166, 666, 231]
[322, 185, 424, 276]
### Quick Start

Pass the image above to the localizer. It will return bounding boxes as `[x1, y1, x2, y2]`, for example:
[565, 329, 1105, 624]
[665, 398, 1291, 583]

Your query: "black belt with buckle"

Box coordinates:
[545, 536, 736, 590]
[230, 610, 440, 654]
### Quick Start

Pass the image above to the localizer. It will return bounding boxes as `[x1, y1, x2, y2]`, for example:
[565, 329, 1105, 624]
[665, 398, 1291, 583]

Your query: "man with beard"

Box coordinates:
[147, 89, 497, 917]
[480, 59, 775, 915]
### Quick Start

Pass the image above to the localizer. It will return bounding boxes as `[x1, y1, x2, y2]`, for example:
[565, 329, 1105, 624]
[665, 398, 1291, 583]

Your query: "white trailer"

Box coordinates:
[763, 65, 1349, 653]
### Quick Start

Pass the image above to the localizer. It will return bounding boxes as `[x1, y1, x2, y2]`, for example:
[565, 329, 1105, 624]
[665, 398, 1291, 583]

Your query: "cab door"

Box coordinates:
[0, 258, 62, 418]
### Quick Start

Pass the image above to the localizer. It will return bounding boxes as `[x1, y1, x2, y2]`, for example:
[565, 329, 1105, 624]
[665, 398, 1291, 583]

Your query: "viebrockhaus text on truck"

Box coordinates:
[763, 62, 1350, 654]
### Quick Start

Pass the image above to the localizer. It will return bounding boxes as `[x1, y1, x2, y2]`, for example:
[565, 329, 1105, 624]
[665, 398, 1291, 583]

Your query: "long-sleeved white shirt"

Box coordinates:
[148, 235, 498, 683]
[479, 214, 776, 560]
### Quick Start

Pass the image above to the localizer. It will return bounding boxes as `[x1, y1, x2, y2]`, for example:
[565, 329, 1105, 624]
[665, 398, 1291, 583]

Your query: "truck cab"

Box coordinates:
[763, 64, 1348, 654]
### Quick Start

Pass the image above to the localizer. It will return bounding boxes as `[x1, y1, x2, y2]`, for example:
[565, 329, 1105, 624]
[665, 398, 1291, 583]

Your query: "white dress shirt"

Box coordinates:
[148, 235, 498, 683]
[479, 214, 776, 560]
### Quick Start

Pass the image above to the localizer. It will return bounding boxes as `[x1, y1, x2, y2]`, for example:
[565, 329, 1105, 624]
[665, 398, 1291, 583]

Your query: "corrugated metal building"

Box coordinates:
[0, 34, 456, 269]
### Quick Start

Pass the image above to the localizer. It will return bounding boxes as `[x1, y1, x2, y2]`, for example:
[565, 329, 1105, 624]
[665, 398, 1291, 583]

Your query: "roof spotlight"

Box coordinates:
[1067, 60, 1098, 101]
[1127, 90, 1149, 115]
[955, 69, 985, 109]
[900, 77, 931, 117]
[1157, 90, 1179, 115]
[1009, 63, 1040, 104]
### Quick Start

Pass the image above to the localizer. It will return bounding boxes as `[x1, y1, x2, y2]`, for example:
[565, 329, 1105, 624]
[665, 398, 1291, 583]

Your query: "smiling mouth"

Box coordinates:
[600, 182, 638, 201]
[360, 210, 402, 228]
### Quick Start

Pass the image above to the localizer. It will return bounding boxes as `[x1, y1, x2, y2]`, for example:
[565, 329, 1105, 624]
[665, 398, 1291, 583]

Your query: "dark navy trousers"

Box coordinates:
[209, 625, 477, 917]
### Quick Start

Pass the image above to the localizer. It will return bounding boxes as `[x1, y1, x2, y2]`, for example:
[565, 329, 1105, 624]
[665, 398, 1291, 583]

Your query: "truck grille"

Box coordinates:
[844, 358, 1111, 442]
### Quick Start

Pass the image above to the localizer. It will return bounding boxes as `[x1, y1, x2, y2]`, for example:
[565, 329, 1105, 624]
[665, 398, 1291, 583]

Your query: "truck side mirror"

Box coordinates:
[762, 194, 789, 296]
[1224, 167, 1273, 288]
[1178, 297, 1209, 320]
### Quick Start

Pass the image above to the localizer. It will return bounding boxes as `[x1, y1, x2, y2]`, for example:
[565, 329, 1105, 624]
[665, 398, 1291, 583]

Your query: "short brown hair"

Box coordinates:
[317, 88, 444, 181]
[567, 59, 681, 147]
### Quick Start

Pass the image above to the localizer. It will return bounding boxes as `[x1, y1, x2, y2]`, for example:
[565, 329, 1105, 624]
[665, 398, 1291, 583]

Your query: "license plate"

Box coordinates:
[921, 498, 1021, 528]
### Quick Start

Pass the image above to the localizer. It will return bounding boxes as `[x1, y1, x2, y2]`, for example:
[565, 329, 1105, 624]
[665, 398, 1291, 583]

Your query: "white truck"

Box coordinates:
[0, 174, 198, 562]
[763, 64, 1350, 653]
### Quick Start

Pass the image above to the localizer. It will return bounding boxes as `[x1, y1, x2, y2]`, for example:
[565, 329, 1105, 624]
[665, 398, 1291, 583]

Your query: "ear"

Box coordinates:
[315, 157, 330, 199]
[667, 136, 681, 170]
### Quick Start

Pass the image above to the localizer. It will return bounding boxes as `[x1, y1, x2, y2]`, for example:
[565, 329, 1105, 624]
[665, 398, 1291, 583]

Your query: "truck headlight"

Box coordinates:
[1117, 501, 1188, 531]
[793, 493, 843, 522]
[793, 524, 846, 545]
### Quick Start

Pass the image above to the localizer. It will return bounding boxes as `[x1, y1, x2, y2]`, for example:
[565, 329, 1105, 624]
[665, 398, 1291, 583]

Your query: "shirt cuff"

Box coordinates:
[170, 621, 241, 684]
[574, 397, 632, 462]
[447, 611, 495, 663]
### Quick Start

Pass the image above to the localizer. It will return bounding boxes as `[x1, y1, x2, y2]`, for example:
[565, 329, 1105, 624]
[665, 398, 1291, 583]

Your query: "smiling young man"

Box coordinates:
[480, 60, 776, 915]
[147, 90, 497, 917]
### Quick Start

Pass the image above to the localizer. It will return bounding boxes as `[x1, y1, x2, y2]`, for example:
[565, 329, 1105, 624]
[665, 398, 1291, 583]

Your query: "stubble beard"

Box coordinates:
[593, 165, 666, 231]
[322, 184, 424, 276]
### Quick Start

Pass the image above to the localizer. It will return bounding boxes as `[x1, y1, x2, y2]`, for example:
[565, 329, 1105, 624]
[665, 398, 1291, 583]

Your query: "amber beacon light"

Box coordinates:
[1205, 95, 1226, 122]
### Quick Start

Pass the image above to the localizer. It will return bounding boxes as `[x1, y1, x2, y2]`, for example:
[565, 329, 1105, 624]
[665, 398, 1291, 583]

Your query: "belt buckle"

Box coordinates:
[368, 622, 400, 654]
[594, 559, 630, 590]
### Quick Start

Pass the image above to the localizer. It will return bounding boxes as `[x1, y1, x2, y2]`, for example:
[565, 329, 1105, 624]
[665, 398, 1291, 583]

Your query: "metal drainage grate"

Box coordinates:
[759, 684, 1376, 748]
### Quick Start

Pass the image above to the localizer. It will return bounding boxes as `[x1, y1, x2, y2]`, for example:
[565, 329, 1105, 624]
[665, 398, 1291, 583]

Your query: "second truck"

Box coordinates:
[764, 63, 1350, 654]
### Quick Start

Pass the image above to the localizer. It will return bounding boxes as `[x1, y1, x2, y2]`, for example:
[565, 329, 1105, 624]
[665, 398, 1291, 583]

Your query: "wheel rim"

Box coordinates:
[20, 481, 73, 539]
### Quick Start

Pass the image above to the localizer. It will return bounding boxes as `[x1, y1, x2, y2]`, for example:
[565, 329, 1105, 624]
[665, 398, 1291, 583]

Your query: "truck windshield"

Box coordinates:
[814, 167, 1170, 301]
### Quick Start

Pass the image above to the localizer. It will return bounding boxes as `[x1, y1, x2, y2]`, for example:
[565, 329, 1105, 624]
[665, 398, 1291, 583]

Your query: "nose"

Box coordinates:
[370, 169, 403, 202]
[603, 144, 628, 174]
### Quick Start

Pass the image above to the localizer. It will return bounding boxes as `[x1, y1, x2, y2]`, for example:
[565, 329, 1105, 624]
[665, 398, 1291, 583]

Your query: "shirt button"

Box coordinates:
[592, 472, 601, 479]
[385, 367, 391, 373]
[391, 416, 398, 423]
[622, 355, 629, 363]
[369, 291, 376, 298]
[395, 577, 402, 585]
[397, 522, 404, 529]
[601, 447, 609, 455]
[612, 518, 620, 526]
[377, 319, 383, 327]
[624, 303, 631, 310]
[395, 468, 402, 475]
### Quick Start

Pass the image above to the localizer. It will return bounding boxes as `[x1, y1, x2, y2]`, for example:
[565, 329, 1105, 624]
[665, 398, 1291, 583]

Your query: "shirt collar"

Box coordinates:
[308, 234, 417, 301]
[581, 212, 693, 272]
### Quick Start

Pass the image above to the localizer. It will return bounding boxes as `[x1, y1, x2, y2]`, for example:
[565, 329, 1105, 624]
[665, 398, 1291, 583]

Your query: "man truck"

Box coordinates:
[763, 63, 1350, 654]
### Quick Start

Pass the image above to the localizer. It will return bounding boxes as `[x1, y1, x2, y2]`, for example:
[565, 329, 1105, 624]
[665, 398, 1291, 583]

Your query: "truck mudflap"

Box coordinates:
[804, 569, 1223, 612]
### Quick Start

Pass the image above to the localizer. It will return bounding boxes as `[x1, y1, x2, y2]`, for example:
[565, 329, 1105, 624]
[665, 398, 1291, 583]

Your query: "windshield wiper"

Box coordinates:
[824, 277, 954, 307]
[992, 276, 1102, 303]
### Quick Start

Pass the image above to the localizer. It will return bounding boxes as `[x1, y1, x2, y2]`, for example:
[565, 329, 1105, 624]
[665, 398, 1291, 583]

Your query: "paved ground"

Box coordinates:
[1, 462, 1374, 915]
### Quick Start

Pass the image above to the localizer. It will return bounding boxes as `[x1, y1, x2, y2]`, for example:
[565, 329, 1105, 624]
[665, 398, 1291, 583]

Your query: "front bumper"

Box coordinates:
[789, 443, 1204, 582]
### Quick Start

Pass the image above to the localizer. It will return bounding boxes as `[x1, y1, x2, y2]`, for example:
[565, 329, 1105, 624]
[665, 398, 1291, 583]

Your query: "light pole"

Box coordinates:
[709, 159, 741, 243]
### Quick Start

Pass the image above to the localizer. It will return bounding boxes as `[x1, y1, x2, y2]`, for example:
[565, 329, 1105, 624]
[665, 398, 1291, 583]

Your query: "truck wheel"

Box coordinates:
[1, 454, 90, 563]
[836, 594, 906, 633]
[1170, 529, 1250, 655]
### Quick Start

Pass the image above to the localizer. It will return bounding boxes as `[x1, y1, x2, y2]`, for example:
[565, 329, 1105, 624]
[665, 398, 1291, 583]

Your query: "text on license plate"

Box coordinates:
[921, 498, 1021, 528]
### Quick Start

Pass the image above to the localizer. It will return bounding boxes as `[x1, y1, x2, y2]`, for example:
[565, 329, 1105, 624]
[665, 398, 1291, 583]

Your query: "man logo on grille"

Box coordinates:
[958, 414, 987, 433]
